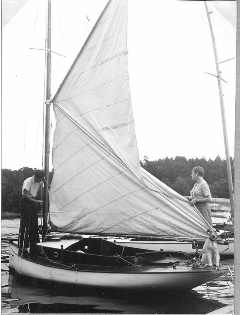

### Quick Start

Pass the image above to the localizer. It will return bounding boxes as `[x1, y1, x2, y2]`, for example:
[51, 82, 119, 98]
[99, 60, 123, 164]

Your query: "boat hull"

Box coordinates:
[9, 242, 221, 290]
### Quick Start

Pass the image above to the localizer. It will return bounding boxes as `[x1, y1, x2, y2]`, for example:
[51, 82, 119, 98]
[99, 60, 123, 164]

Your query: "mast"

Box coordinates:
[43, 0, 51, 239]
[204, 2, 234, 219]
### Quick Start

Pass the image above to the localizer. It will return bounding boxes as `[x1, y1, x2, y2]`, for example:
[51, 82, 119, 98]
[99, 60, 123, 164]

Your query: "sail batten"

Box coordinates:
[50, 0, 210, 239]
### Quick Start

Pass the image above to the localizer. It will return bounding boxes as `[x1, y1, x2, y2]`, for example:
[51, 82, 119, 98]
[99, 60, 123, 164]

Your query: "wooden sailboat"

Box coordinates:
[9, 0, 222, 290]
[9, 237, 222, 290]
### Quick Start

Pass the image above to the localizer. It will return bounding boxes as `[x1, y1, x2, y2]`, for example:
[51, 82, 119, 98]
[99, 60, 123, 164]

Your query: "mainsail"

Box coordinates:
[50, 0, 210, 239]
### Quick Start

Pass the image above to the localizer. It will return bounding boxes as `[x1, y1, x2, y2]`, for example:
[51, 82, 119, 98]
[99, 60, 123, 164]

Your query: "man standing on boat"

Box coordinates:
[18, 170, 45, 254]
[186, 166, 213, 226]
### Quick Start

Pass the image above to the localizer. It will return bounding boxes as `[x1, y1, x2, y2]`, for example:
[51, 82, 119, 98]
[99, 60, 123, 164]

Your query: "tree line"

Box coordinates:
[141, 155, 233, 198]
[1, 156, 233, 213]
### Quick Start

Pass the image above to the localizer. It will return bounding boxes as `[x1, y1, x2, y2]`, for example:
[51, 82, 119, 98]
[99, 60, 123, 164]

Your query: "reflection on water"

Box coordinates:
[3, 273, 229, 314]
[1, 219, 234, 314]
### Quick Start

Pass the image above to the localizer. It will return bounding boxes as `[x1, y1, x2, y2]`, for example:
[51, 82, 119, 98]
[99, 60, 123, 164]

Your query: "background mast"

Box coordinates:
[204, 2, 234, 219]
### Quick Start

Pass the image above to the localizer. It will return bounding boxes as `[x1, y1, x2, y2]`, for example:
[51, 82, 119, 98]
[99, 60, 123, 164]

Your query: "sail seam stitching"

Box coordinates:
[51, 153, 110, 193]
[53, 104, 138, 176]
[56, 74, 129, 103]
[51, 168, 130, 211]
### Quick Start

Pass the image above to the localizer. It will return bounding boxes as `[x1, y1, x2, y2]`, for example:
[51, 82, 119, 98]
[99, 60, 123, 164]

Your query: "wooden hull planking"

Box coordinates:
[9, 242, 221, 290]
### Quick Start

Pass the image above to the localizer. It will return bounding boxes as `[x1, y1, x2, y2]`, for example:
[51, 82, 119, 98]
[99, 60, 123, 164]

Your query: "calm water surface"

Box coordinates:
[1, 219, 234, 314]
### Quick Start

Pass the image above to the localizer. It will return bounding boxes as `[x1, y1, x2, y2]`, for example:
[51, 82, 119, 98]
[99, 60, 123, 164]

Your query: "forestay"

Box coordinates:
[50, 0, 210, 238]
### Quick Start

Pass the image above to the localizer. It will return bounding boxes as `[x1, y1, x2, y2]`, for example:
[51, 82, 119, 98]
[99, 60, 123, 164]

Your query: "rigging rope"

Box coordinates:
[217, 266, 234, 284]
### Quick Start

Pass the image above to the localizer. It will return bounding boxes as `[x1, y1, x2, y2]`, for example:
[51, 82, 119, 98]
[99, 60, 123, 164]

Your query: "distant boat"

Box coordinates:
[210, 199, 234, 235]
[107, 201, 233, 256]
[210, 198, 231, 219]
[9, 0, 223, 290]
[107, 234, 234, 257]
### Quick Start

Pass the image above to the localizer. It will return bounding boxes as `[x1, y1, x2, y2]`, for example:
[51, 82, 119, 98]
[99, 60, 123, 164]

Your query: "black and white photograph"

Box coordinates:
[1, 0, 238, 314]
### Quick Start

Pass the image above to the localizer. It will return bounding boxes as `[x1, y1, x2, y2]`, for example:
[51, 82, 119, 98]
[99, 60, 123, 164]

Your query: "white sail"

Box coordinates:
[50, 0, 210, 238]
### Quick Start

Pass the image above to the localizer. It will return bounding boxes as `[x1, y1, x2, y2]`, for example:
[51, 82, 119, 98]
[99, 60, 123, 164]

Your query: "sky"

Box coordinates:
[1, 0, 237, 170]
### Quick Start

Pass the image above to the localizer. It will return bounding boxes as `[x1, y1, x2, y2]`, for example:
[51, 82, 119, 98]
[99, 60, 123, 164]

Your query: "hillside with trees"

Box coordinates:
[1, 156, 233, 214]
[141, 155, 233, 198]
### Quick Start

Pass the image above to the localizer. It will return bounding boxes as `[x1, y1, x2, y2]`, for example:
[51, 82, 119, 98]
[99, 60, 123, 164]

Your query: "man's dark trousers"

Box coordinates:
[18, 198, 40, 251]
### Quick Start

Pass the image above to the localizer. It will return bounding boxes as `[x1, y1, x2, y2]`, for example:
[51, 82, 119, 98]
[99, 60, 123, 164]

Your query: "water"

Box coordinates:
[1, 219, 234, 314]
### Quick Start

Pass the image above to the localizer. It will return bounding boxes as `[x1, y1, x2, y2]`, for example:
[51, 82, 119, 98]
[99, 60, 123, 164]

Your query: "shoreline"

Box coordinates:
[1, 212, 43, 220]
[1, 212, 21, 220]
